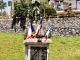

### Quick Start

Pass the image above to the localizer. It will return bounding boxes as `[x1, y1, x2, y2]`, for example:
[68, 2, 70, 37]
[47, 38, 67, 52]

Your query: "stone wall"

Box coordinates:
[42, 17, 80, 37]
[0, 17, 80, 36]
[0, 19, 30, 34]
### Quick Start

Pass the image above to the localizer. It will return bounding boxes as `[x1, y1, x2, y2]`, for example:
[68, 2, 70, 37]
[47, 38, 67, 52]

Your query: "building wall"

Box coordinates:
[8, 0, 12, 18]
[8, 6, 11, 18]
[13, 0, 20, 3]
[50, 0, 76, 9]
[8, 0, 21, 18]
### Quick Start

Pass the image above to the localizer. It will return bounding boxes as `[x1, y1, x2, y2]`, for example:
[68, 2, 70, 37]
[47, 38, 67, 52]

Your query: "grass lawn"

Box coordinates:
[0, 33, 80, 60]
[0, 33, 25, 60]
[50, 37, 80, 60]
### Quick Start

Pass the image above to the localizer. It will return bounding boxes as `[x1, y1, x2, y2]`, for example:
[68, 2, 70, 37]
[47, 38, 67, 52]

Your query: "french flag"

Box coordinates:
[26, 23, 34, 39]
[34, 18, 43, 38]
[44, 25, 53, 42]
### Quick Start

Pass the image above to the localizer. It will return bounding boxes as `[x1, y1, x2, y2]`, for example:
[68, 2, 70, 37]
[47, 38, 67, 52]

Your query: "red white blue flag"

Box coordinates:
[26, 23, 34, 39]
[34, 18, 43, 38]
[44, 25, 53, 42]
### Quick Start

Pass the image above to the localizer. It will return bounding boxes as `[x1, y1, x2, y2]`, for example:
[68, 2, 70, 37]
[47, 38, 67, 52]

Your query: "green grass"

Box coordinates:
[50, 37, 80, 60]
[0, 33, 25, 60]
[0, 16, 2, 19]
[0, 33, 80, 60]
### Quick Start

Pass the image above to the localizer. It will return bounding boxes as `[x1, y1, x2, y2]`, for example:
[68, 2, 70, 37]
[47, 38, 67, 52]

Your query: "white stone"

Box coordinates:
[23, 38, 52, 44]
[23, 38, 52, 60]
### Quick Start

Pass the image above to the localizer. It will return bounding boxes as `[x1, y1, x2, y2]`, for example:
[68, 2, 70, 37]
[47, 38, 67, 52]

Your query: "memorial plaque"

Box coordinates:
[30, 47, 47, 60]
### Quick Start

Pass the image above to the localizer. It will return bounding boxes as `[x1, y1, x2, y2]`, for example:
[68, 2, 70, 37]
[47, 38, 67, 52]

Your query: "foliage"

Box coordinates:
[40, 1, 57, 17]
[12, 0, 33, 29]
[45, 7, 57, 17]
[0, 12, 2, 16]
[0, 0, 6, 15]
[0, 33, 80, 60]
[13, 3, 28, 18]
[13, 0, 57, 18]
[70, 11, 75, 16]
[40, 6, 57, 17]
[13, 0, 33, 18]
[13, 0, 35, 19]
[64, 7, 75, 16]
[57, 2, 61, 6]
[0, 16, 2, 19]
[2, 11, 6, 16]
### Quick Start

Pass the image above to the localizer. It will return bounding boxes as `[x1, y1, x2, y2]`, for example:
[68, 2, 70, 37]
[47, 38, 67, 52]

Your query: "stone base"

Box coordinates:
[23, 38, 52, 44]
[23, 38, 52, 60]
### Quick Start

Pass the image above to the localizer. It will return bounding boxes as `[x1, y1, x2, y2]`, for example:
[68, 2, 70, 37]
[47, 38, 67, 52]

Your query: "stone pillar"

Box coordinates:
[12, 0, 14, 10]
[8, 0, 12, 18]
[23, 38, 52, 60]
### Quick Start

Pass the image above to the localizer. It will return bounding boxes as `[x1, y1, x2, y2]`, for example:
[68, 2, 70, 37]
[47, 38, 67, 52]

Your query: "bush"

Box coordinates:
[70, 11, 75, 16]
[13, 3, 28, 18]
[0, 16, 2, 19]
[64, 7, 75, 16]
[40, 6, 57, 17]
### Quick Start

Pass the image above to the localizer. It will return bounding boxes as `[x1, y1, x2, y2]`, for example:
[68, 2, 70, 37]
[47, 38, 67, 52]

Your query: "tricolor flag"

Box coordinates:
[34, 18, 43, 38]
[26, 23, 34, 39]
[44, 25, 53, 42]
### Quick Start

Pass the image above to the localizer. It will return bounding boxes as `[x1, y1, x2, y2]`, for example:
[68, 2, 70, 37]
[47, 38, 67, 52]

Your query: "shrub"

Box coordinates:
[40, 6, 57, 17]
[64, 7, 75, 16]
[40, 1, 57, 17]
[13, 3, 28, 18]
[70, 11, 75, 16]
[0, 16, 2, 19]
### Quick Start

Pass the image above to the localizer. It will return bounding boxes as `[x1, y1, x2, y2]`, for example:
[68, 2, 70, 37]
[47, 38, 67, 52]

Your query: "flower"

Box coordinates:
[69, 2, 72, 6]
[69, 2, 72, 5]
[41, 14, 42, 15]
[57, 2, 61, 6]
[67, 9, 69, 11]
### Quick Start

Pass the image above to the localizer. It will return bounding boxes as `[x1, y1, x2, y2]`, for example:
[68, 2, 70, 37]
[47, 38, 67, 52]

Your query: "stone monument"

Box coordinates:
[32, 0, 40, 23]
[23, 38, 52, 60]
[23, 0, 52, 60]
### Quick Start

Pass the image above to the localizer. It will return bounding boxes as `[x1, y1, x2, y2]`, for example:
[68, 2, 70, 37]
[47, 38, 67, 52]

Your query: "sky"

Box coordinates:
[1, 0, 8, 12]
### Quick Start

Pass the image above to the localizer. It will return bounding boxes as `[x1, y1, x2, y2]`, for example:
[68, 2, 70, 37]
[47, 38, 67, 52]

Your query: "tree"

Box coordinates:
[0, 12, 1, 16]
[0, 0, 6, 15]
[13, 0, 31, 18]
[2, 11, 6, 16]
[12, 0, 32, 30]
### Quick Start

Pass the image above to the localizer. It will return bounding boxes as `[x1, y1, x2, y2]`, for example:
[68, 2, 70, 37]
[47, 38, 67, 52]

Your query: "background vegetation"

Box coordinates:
[13, 0, 57, 18]
[0, 0, 6, 16]
[40, 1, 57, 17]
[0, 33, 80, 60]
